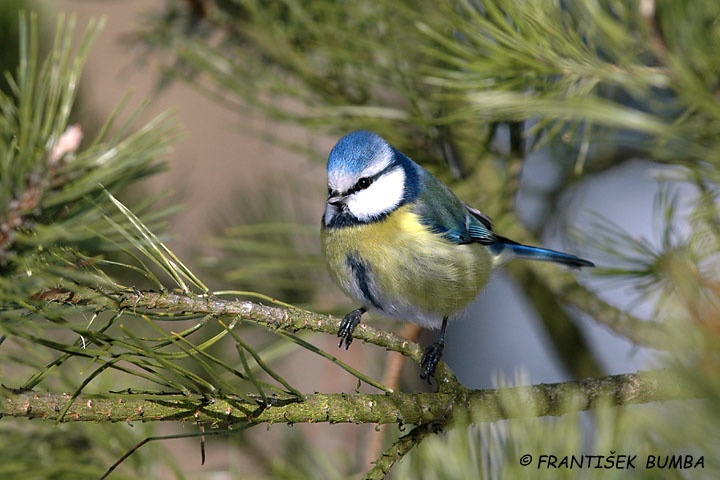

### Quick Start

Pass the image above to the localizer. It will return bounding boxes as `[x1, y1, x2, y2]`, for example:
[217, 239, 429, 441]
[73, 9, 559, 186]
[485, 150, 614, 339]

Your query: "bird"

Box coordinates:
[320, 130, 594, 381]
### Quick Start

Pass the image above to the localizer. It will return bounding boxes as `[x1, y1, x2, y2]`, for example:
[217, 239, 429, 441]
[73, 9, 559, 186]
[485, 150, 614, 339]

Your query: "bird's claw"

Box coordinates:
[420, 340, 445, 382]
[337, 309, 364, 349]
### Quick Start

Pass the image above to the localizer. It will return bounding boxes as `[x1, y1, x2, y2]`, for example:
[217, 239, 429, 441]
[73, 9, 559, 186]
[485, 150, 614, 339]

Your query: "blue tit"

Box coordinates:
[321, 130, 594, 380]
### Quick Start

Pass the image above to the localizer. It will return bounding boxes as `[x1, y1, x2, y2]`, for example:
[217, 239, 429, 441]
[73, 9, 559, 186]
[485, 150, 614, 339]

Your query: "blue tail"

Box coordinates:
[493, 237, 594, 269]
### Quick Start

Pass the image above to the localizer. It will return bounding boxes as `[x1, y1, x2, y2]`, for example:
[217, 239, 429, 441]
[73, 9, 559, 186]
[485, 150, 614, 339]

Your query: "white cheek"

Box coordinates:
[347, 168, 405, 221]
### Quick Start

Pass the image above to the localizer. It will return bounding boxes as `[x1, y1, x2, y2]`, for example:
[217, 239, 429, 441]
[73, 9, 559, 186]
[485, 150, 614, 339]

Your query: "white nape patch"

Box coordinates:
[346, 167, 405, 221]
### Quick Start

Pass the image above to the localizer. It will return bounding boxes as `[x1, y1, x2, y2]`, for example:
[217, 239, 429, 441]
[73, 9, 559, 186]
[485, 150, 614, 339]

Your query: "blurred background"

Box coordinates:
[2, 0, 718, 478]
[30, 0, 654, 387]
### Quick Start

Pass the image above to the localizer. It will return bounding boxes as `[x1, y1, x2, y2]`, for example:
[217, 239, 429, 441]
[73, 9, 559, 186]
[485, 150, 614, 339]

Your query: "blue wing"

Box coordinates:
[462, 204, 497, 244]
[427, 202, 498, 245]
[413, 183, 594, 268]
[409, 164, 594, 269]
[411, 171, 498, 245]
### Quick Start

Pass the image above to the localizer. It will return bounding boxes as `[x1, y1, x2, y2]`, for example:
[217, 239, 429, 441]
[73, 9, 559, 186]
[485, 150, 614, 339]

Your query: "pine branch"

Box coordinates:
[35, 287, 460, 389]
[3, 4, 719, 477]
[22, 287, 703, 426]
[0, 369, 698, 424]
[36, 288, 417, 358]
[364, 422, 443, 480]
[19, 287, 702, 463]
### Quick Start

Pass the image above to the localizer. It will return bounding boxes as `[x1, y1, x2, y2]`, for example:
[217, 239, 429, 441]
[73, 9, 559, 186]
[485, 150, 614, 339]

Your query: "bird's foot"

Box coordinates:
[338, 308, 365, 349]
[420, 340, 445, 382]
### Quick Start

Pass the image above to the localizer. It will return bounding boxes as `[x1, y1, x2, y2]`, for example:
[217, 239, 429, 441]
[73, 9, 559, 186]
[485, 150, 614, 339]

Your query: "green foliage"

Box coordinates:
[142, 0, 490, 174]
[142, 0, 719, 170]
[398, 396, 720, 479]
[140, 0, 720, 478]
[0, 0, 45, 97]
[0, 14, 176, 293]
[0, 1, 719, 479]
[0, 422, 169, 480]
[0, 13, 182, 479]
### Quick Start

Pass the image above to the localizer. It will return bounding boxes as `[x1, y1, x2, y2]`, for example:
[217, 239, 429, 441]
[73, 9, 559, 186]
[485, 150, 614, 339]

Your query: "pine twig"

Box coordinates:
[364, 422, 443, 480]
[36, 287, 461, 387]
[0, 370, 699, 425]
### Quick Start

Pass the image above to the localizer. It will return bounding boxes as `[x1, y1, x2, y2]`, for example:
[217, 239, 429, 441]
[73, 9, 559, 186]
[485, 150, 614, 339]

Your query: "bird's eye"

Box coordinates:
[356, 177, 372, 190]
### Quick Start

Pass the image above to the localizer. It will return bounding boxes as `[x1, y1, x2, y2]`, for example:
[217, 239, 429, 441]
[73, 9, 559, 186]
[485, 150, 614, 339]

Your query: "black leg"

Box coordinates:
[420, 317, 448, 381]
[338, 307, 366, 349]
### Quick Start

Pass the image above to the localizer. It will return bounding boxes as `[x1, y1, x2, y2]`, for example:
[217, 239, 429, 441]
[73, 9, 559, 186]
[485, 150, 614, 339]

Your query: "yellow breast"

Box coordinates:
[321, 205, 493, 323]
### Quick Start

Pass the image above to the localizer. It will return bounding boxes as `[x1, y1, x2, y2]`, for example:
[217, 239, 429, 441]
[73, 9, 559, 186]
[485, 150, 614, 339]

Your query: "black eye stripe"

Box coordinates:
[348, 177, 375, 195]
[348, 176, 374, 195]
[346, 178, 370, 195]
[345, 164, 397, 196]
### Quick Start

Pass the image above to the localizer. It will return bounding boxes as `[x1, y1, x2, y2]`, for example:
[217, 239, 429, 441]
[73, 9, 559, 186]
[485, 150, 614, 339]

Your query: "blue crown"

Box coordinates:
[327, 130, 392, 177]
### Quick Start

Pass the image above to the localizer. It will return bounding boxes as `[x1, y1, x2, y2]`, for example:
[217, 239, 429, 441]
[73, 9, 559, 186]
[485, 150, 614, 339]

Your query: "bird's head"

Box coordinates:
[323, 131, 418, 227]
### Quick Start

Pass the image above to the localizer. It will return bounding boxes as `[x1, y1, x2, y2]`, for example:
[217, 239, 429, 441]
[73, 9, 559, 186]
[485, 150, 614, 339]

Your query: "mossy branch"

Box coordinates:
[0, 369, 697, 425]
[20, 288, 703, 430]
[37, 287, 459, 389]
